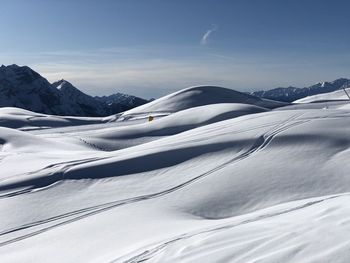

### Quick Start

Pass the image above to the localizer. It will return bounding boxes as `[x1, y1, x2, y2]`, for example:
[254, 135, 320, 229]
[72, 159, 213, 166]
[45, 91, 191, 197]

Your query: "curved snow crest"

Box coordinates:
[121, 85, 287, 118]
[77, 103, 268, 151]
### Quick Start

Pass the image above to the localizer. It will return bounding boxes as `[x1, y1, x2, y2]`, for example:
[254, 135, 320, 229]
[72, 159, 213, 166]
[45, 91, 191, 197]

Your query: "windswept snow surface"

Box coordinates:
[0, 107, 112, 130]
[1, 86, 350, 263]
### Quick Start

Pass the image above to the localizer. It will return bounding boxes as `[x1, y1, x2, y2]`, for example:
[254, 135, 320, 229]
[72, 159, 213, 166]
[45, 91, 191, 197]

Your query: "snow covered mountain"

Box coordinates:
[0, 64, 61, 114]
[0, 64, 148, 116]
[95, 93, 148, 113]
[1, 84, 350, 262]
[51, 80, 108, 116]
[251, 78, 350, 102]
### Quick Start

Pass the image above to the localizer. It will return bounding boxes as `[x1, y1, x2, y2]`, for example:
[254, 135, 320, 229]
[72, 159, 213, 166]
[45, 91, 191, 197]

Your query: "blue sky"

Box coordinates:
[1, 0, 350, 98]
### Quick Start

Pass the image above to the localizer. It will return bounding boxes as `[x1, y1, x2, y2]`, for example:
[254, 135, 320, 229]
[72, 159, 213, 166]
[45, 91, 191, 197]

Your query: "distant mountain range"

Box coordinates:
[0, 64, 148, 117]
[1, 64, 349, 117]
[250, 78, 350, 102]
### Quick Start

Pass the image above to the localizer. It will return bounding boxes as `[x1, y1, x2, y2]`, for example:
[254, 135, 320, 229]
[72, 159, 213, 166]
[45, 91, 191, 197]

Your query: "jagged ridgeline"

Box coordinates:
[0, 64, 148, 116]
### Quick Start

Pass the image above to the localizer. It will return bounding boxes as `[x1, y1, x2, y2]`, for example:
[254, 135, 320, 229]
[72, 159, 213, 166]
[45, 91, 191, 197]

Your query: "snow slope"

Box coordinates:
[294, 87, 350, 103]
[36, 103, 268, 151]
[1, 86, 350, 263]
[0, 107, 112, 130]
[120, 85, 287, 120]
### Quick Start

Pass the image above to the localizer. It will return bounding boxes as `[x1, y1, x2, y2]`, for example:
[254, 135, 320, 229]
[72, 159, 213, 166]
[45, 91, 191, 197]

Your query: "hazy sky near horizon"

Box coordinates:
[1, 0, 350, 98]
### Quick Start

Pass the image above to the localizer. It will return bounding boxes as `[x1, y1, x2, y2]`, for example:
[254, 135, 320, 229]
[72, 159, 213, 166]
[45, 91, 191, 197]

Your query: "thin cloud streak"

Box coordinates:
[200, 25, 218, 45]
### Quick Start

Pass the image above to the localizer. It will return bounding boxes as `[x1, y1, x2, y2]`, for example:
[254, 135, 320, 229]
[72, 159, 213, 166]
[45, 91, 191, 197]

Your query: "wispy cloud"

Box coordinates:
[200, 25, 218, 45]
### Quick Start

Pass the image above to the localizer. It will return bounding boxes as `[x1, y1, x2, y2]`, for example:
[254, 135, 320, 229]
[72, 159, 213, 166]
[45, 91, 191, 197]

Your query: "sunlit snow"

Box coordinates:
[1, 86, 350, 263]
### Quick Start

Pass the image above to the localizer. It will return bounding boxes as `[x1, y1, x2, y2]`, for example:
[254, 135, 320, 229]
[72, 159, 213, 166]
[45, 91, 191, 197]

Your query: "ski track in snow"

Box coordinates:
[0, 156, 109, 197]
[2, 110, 340, 196]
[120, 193, 347, 263]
